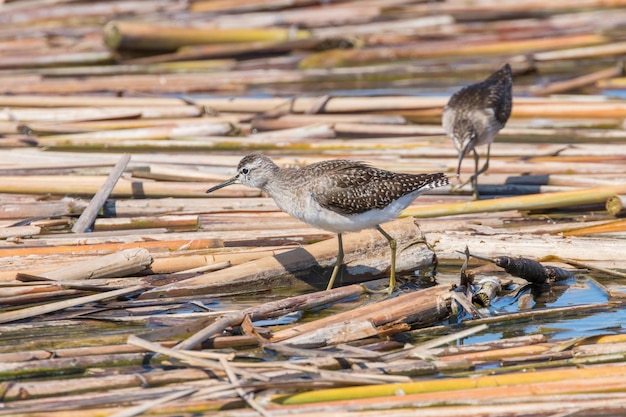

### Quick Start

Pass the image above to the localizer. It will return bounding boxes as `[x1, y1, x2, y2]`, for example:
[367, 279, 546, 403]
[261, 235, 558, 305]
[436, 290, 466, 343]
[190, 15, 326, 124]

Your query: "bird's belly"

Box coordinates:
[301, 208, 395, 233]
[283, 193, 416, 234]
[268, 182, 424, 234]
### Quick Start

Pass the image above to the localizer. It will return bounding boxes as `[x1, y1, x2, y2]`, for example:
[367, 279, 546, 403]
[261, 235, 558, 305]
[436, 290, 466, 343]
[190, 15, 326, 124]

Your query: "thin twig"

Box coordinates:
[107, 388, 197, 417]
[0, 285, 147, 324]
[219, 357, 272, 417]
[72, 153, 131, 233]
[128, 335, 269, 382]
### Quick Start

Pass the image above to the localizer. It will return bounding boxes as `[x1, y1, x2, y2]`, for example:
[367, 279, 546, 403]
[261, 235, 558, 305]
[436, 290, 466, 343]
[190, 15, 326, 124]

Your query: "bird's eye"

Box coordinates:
[241, 168, 249, 175]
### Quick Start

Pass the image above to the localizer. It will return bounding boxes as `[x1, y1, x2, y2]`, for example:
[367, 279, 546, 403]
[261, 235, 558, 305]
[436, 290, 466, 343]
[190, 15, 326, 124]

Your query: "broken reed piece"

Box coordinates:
[139, 217, 436, 298]
[606, 195, 626, 217]
[16, 248, 153, 282]
[467, 251, 574, 285]
[270, 285, 453, 345]
[459, 245, 474, 288]
[174, 284, 366, 351]
[473, 277, 502, 307]
[0, 225, 40, 240]
[458, 245, 496, 311]
[72, 154, 131, 233]
[529, 63, 624, 96]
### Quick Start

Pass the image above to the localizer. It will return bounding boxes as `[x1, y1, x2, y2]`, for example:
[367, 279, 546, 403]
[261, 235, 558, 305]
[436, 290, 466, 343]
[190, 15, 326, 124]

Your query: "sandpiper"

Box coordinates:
[442, 63, 513, 199]
[206, 154, 448, 294]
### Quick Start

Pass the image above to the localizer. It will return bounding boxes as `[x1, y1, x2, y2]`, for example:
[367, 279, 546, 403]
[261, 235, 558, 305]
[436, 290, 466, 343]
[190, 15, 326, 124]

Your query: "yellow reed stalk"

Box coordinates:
[403, 184, 626, 218]
[562, 219, 626, 236]
[588, 334, 626, 344]
[278, 364, 626, 405]
[104, 21, 311, 51]
[598, 77, 626, 88]
[93, 215, 200, 232]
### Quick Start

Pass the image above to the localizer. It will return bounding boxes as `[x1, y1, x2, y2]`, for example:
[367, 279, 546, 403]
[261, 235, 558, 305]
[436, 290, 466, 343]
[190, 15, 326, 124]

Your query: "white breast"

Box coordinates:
[270, 187, 422, 234]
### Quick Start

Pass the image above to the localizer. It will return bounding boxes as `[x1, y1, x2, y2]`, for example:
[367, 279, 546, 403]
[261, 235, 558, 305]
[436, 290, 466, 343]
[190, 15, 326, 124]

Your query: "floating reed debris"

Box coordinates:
[466, 251, 574, 285]
[3, 2, 626, 416]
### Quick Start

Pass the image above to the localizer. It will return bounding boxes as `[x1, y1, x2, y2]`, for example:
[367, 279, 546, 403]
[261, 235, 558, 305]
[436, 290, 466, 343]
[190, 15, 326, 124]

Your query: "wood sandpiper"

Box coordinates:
[206, 154, 448, 294]
[442, 63, 513, 199]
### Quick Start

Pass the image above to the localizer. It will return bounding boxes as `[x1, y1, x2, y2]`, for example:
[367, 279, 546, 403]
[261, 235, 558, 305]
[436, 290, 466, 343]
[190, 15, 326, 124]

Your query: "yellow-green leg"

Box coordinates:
[326, 233, 344, 290]
[376, 225, 396, 294]
[470, 143, 491, 200]
[470, 148, 480, 200]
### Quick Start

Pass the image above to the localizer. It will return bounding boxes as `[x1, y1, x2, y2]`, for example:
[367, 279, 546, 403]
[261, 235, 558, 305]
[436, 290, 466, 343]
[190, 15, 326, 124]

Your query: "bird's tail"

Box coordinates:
[421, 172, 449, 191]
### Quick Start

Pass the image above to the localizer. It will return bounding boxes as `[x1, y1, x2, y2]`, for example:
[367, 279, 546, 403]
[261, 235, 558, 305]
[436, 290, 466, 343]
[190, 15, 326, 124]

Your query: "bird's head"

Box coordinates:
[452, 119, 478, 176]
[235, 153, 279, 189]
[206, 153, 279, 194]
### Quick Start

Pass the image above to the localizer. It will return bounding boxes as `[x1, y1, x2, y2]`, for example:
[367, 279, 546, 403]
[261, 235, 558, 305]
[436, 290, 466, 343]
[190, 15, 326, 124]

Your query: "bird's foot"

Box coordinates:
[451, 178, 481, 199]
[449, 183, 464, 194]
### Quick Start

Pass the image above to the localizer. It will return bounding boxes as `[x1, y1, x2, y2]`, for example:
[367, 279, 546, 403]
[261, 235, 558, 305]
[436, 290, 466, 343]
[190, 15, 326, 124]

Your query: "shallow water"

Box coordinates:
[224, 269, 624, 348]
[447, 273, 622, 345]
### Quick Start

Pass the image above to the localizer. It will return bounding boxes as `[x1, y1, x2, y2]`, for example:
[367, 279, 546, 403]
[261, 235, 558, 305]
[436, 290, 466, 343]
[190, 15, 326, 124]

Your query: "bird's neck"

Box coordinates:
[261, 168, 296, 204]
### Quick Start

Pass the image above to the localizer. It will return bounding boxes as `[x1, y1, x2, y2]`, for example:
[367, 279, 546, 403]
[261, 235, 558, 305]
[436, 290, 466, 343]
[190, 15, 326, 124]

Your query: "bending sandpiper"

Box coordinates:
[206, 154, 448, 294]
[442, 63, 513, 199]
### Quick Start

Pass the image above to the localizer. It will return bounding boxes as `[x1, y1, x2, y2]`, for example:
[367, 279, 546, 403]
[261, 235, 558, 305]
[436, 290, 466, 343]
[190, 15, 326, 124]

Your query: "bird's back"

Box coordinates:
[444, 64, 513, 132]
[308, 163, 447, 215]
[263, 159, 447, 233]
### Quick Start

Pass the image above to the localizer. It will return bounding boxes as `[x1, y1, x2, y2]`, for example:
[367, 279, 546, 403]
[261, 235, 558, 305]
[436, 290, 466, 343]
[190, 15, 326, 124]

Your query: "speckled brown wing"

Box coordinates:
[484, 64, 513, 127]
[310, 163, 448, 215]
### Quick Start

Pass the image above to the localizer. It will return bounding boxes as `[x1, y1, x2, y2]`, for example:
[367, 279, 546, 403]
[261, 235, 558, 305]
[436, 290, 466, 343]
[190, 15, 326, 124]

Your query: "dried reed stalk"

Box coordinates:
[104, 21, 311, 51]
[279, 363, 626, 405]
[0, 238, 222, 257]
[403, 184, 626, 218]
[561, 219, 626, 236]
[270, 285, 451, 343]
[0, 175, 243, 198]
[0, 284, 146, 324]
[140, 217, 436, 298]
[72, 154, 130, 233]
[2, 368, 204, 401]
[18, 248, 153, 282]
[530, 64, 624, 96]
[93, 215, 200, 232]
[175, 284, 367, 350]
[299, 34, 605, 68]
[38, 123, 235, 145]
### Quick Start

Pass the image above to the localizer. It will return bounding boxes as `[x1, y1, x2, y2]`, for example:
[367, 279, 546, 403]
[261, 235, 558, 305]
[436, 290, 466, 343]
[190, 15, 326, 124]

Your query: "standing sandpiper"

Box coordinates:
[206, 154, 448, 294]
[442, 63, 513, 199]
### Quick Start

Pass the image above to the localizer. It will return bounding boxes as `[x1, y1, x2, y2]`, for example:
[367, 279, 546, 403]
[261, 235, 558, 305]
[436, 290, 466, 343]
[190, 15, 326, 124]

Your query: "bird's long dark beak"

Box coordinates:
[206, 176, 238, 194]
[456, 140, 473, 176]
[456, 147, 468, 176]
